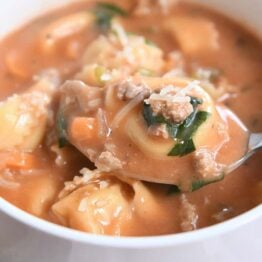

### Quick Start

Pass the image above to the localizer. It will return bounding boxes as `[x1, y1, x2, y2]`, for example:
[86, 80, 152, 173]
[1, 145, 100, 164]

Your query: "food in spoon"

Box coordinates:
[58, 27, 247, 192]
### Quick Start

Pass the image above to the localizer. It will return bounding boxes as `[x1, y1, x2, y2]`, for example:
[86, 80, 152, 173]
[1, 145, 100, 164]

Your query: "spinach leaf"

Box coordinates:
[143, 103, 179, 138]
[143, 103, 167, 126]
[178, 97, 203, 130]
[166, 124, 179, 138]
[142, 98, 209, 157]
[168, 111, 209, 156]
[56, 110, 69, 148]
[168, 138, 195, 156]
[93, 2, 127, 31]
[143, 97, 204, 130]
[191, 173, 224, 191]
[190, 96, 203, 108]
[176, 111, 210, 141]
[167, 173, 224, 194]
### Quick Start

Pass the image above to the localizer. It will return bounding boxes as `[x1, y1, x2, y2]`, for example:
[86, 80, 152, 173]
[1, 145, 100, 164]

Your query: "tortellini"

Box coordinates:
[164, 16, 219, 56]
[52, 168, 177, 235]
[126, 79, 226, 158]
[0, 70, 59, 152]
[76, 24, 165, 85]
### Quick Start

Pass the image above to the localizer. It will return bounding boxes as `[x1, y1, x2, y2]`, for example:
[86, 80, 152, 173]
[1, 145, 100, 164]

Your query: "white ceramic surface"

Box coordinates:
[0, 1, 261, 262]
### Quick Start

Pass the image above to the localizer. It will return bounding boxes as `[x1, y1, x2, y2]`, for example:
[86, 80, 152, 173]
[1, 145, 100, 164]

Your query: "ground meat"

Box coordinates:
[194, 148, 224, 179]
[145, 86, 194, 123]
[179, 194, 198, 232]
[117, 79, 150, 101]
[95, 151, 123, 172]
[148, 123, 169, 139]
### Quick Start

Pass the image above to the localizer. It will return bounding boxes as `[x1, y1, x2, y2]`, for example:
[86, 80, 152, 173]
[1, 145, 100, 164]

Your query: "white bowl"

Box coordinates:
[0, 1, 261, 261]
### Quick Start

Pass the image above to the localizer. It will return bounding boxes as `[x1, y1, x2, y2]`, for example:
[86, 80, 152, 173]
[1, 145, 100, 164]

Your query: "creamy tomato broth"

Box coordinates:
[0, 0, 261, 236]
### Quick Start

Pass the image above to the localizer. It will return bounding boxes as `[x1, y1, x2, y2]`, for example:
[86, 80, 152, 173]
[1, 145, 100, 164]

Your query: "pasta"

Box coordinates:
[164, 16, 220, 56]
[0, 70, 59, 151]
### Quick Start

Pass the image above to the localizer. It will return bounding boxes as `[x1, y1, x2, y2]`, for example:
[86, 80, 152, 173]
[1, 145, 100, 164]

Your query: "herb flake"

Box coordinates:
[168, 138, 195, 156]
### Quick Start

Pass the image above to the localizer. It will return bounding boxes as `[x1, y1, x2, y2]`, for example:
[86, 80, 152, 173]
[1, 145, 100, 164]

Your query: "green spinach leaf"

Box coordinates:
[176, 111, 210, 141]
[142, 97, 209, 157]
[167, 173, 224, 194]
[143, 103, 179, 138]
[168, 138, 195, 156]
[191, 173, 224, 191]
[143, 103, 167, 126]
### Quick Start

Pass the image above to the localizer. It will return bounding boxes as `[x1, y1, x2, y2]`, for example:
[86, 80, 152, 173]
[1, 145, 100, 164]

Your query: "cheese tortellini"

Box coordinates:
[52, 168, 178, 235]
[0, 70, 60, 152]
[76, 24, 165, 86]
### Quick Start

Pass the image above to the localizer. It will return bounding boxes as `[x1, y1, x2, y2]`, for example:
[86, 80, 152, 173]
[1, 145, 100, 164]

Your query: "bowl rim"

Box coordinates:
[0, 197, 261, 248]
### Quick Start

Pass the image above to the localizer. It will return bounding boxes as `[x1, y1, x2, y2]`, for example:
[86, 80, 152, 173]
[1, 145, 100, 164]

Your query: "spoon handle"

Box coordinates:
[248, 132, 262, 152]
[224, 132, 262, 174]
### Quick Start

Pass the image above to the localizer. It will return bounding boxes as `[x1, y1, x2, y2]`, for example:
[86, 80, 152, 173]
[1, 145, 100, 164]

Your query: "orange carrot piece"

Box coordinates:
[70, 117, 98, 141]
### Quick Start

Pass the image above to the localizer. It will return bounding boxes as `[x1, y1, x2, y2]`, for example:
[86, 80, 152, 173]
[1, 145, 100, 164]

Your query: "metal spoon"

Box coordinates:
[225, 132, 262, 174]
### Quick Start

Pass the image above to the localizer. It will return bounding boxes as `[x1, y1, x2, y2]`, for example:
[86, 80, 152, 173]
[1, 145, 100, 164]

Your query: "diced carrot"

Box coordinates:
[69, 117, 98, 142]
[6, 152, 38, 170]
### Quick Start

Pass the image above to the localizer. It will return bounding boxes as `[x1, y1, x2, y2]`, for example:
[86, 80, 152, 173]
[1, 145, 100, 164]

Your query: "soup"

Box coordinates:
[0, 0, 261, 236]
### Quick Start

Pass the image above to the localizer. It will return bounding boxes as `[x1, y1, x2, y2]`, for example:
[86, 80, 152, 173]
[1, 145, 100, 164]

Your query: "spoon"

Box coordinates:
[225, 132, 262, 174]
